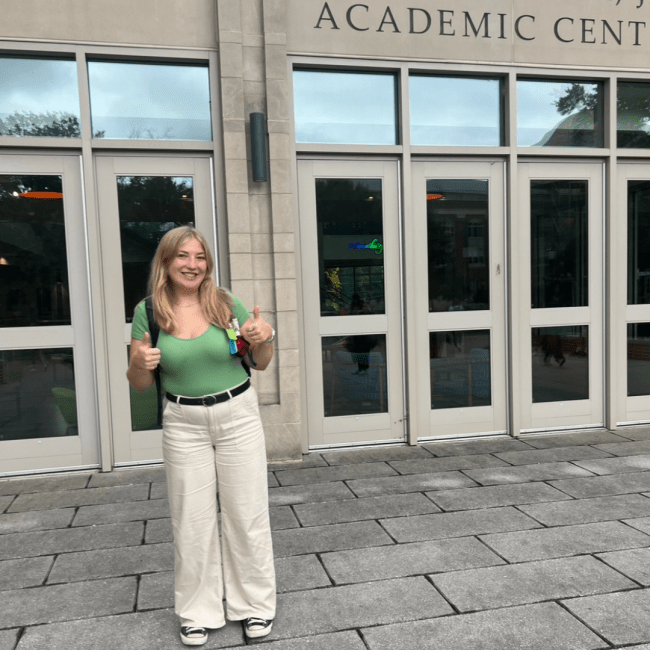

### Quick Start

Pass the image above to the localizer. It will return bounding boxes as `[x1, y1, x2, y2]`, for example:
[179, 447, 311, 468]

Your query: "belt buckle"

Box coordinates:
[202, 395, 217, 407]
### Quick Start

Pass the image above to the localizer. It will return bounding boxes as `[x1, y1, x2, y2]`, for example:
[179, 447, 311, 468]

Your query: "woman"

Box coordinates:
[127, 226, 276, 645]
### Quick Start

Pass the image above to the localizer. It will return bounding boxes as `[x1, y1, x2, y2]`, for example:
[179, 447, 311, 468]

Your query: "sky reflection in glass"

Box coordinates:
[410, 75, 502, 146]
[517, 79, 603, 147]
[294, 70, 397, 144]
[88, 61, 212, 140]
[0, 57, 80, 137]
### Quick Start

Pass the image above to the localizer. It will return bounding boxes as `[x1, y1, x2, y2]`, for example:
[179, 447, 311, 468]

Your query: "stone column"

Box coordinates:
[217, 0, 301, 461]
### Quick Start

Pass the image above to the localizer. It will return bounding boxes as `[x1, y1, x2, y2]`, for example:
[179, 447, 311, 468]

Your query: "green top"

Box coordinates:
[131, 295, 250, 397]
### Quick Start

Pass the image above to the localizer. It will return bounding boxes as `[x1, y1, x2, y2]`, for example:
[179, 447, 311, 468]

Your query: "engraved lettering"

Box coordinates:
[464, 12, 490, 38]
[581, 18, 596, 43]
[439, 10, 455, 36]
[514, 14, 535, 41]
[498, 13, 507, 39]
[602, 19, 623, 44]
[315, 2, 339, 29]
[409, 7, 432, 34]
[377, 6, 401, 33]
[629, 20, 646, 45]
[554, 17, 574, 43]
[346, 4, 369, 31]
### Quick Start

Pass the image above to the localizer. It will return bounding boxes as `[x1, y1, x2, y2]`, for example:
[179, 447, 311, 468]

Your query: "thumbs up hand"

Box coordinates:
[133, 331, 161, 371]
[243, 306, 273, 346]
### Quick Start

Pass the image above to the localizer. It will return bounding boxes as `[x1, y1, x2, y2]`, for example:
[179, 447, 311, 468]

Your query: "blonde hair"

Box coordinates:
[148, 226, 233, 333]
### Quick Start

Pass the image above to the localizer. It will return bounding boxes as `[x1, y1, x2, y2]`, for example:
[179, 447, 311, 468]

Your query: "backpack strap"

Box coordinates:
[144, 296, 163, 428]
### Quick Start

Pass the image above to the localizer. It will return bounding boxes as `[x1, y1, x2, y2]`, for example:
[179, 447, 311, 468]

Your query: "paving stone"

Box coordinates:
[150, 482, 167, 500]
[48, 542, 174, 583]
[432, 555, 637, 612]
[388, 454, 510, 475]
[268, 482, 356, 507]
[0, 508, 74, 535]
[321, 537, 504, 585]
[294, 493, 440, 527]
[574, 454, 650, 475]
[493, 446, 613, 466]
[268, 472, 279, 488]
[563, 589, 650, 646]
[139, 570, 174, 610]
[272, 520, 394, 558]
[321, 446, 434, 465]
[596, 547, 650, 585]
[614, 426, 650, 441]
[521, 430, 630, 448]
[362, 602, 606, 650]
[270, 505, 300, 530]
[0, 556, 54, 590]
[594, 440, 650, 457]
[0, 497, 13, 514]
[88, 467, 166, 487]
[380, 506, 542, 543]
[145, 518, 172, 544]
[0, 577, 137, 628]
[0, 521, 144, 560]
[625, 516, 650, 536]
[480, 521, 650, 562]
[0, 630, 19, 650]
[465, 461, 595, 486]
[73, 499, 170, 526]
[274, 463, 398, 487]
[252, 631, 366, 650]
[423, 438, 533, 456]
[520, 494, 650, 526]
[428, 482, 572, 511]
[347, 471, 478, 498]
[268, 454, 327, 470]
[267, 577, 452, 641]
[0, 474, 90, 496]
[275, 554, 332, 593]
[549, 472, 650, 498]
[8, 484, 149, 513]
[15, 608, 244, 649]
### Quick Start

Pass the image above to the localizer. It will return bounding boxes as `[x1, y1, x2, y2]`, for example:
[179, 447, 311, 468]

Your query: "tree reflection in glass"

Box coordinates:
[427, 179, 490, 312]
[0, 175, 71, 328]
[117, 176, 195, 321]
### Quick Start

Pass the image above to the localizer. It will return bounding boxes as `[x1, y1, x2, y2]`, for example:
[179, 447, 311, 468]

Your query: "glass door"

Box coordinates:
[410, 161, 507, 439]
[96, 155, 216, 465]
[517, 162, 604, 431]
[0, 154, 98, 473]
[618, 164, 650, 424]
[297, 160, 404, 447]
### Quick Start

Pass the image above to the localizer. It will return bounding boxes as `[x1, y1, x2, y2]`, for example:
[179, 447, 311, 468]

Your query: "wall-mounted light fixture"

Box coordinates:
[250, 112, 268, 182]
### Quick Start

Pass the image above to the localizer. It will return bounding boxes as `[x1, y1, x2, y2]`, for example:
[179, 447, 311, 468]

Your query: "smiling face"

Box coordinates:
[166, 236, 207, 294]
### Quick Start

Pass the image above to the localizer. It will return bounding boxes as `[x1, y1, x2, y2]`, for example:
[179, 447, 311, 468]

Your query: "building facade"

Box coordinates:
[2, 0, 650, 474]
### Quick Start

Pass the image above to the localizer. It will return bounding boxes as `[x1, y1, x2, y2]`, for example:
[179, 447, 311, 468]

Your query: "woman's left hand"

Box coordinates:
[243, 306, 274, 346]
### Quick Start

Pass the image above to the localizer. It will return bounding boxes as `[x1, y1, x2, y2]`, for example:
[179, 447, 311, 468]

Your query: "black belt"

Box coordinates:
[166, 379, 250, 406]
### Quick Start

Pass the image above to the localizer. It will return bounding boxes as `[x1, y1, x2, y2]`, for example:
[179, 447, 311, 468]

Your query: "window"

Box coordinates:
[517, 79, 604, 147]
[410, 75, 502, 146]
[0, 56, 80, 138]
[88, 61, 212, 140]
[293, 69, 397, 145]
[618, 82, 650, 148]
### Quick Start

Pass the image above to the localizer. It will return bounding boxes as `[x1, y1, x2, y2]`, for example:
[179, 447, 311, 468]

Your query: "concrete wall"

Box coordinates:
[0, 0, 217, 49]
[287, 0, 650, 69]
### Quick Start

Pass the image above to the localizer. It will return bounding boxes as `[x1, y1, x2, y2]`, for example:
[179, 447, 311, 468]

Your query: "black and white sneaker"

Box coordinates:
[244, 617, 273, 638]
[180, 626, 208, 646]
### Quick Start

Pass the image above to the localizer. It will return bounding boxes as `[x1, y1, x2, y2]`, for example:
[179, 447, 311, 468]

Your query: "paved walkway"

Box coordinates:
[4, 429, 650, 648]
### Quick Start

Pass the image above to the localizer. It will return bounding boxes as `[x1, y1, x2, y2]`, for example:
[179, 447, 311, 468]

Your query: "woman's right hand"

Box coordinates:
[131, 332, 161, 371]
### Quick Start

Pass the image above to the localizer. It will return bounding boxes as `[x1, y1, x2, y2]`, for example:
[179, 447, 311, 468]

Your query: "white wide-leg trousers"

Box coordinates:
[162, 385, 276, 629]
